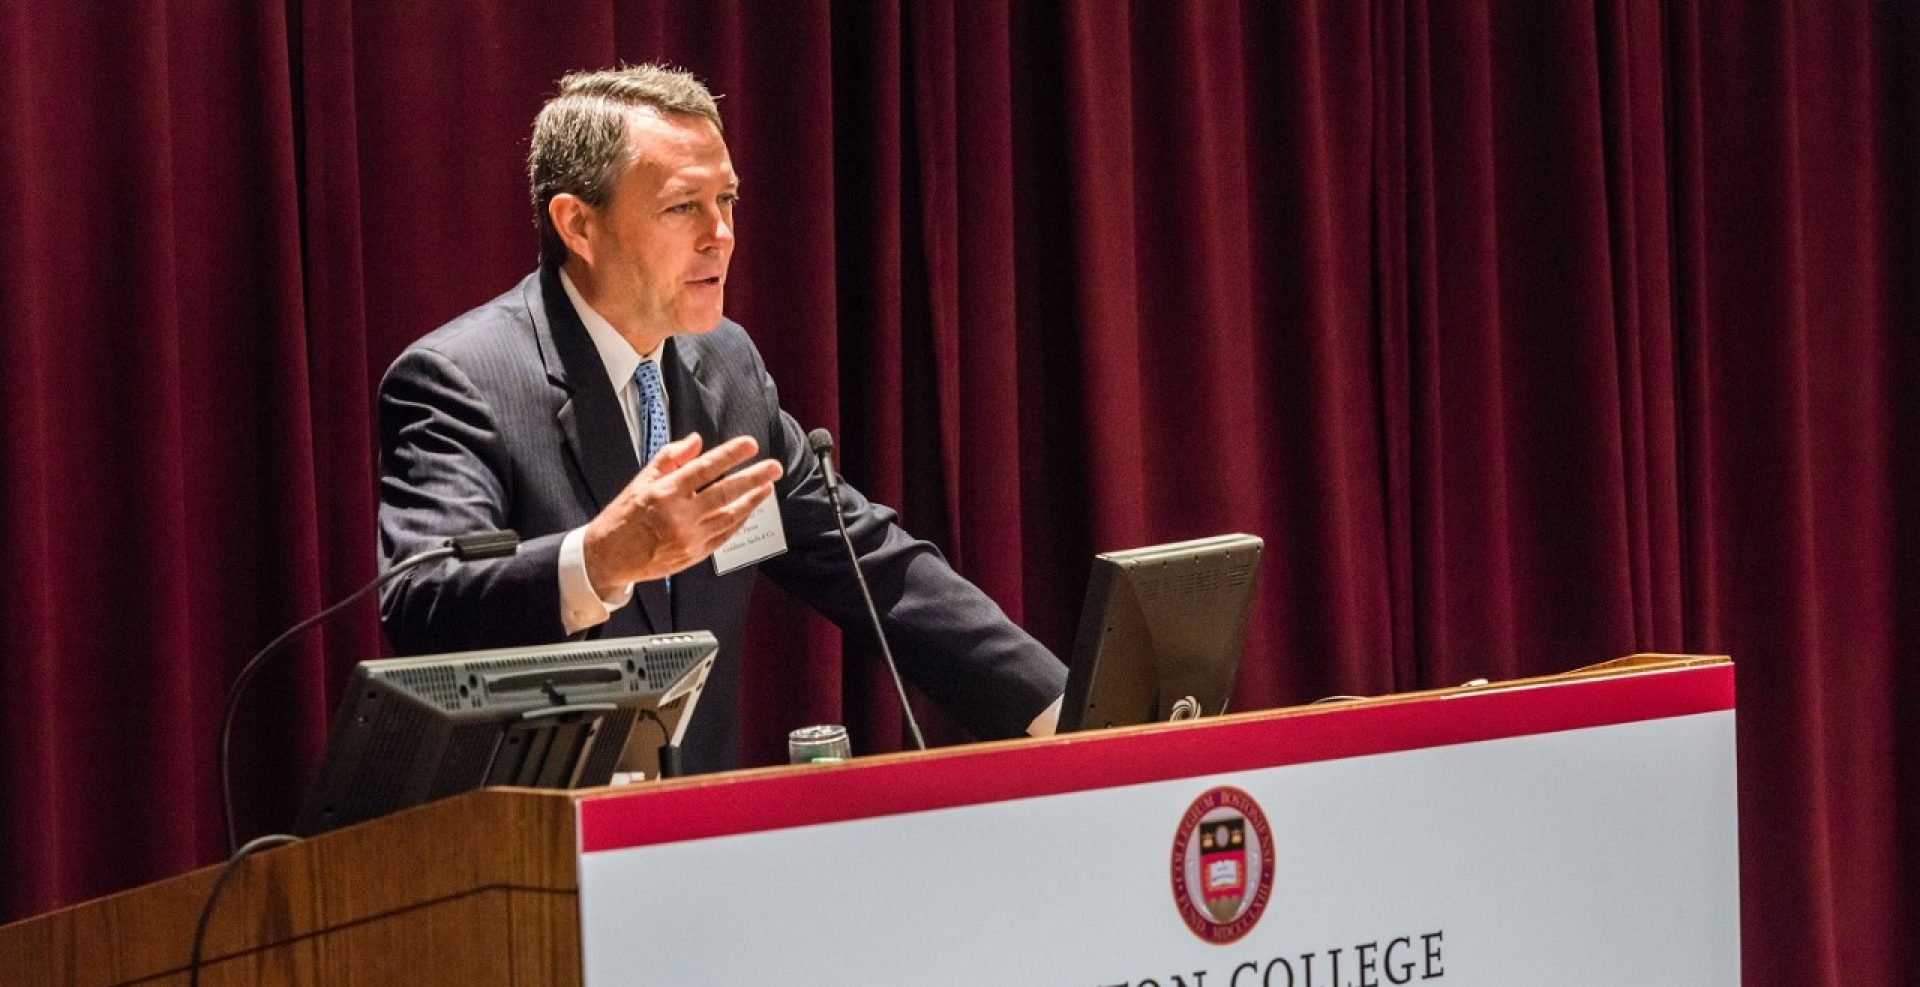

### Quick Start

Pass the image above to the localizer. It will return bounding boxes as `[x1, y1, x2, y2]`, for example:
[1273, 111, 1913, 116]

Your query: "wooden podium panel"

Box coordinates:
[0, 787, 580, 987]
[0, 655, 1737, 986]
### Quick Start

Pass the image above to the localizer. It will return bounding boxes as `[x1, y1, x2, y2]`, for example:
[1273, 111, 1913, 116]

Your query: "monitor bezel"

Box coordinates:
[294, 632, 715, 836]
[1057, 533, 1264, 733]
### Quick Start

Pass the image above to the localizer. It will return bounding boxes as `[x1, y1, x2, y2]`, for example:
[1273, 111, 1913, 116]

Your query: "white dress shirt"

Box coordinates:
[555, 269, 663, 634]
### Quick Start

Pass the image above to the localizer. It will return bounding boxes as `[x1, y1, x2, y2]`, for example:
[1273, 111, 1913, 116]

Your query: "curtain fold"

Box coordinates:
[1, 3, 1912, 980]
[1671, 3, 1915, 979]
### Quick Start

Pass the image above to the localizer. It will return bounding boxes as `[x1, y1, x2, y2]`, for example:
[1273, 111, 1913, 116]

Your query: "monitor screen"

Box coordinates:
[1058, 533, 1264, 733]
[295, 632, 715, 836]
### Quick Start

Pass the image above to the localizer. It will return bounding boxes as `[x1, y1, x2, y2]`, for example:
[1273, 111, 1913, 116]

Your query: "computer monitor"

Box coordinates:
[1058, 533, 1264, 733]
[295, 632, 716, 836]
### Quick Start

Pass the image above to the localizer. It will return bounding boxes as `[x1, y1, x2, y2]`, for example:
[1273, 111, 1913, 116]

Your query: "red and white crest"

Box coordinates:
[1170, 786, 1276, 944]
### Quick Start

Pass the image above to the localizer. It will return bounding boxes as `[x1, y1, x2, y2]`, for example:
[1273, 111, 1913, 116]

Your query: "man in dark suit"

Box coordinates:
[377, 65, 1066, 774]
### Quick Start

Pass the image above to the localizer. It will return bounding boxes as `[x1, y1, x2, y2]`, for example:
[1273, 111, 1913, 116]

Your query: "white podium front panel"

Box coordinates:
[577, 662, 1736, 986]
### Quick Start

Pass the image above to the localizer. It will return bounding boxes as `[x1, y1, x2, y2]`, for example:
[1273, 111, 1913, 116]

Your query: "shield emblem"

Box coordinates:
[1198, 816, 1248, 922]
[1172, 786, 1275, 944]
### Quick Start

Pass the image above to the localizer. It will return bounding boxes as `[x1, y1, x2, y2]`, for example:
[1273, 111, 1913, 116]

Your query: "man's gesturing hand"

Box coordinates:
[582, 434, 784, 598]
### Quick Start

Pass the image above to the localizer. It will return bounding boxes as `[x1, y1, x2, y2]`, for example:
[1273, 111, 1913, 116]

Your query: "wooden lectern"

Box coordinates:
[0, 787, 582, 986]
[0, 655, 1739, 986]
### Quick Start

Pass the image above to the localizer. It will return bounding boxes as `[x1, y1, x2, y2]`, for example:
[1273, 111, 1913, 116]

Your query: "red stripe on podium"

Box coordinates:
[579, 662, 1732, 853]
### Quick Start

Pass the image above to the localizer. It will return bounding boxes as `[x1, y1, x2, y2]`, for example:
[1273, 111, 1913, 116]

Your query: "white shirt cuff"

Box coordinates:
[1026, 695, 1064, 738]
[559, 525, 633, 635]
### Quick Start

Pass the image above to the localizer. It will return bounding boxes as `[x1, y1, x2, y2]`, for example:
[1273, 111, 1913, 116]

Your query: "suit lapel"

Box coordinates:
[663, 334, 727, 458]
[536, 265, 640, 510]
[663, 335, 730, 631]
[532, 265, 671, 633]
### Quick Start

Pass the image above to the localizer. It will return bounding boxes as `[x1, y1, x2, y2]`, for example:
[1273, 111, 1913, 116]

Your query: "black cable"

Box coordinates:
[824, 475, 928, 752]
[218, 546, 453, 854]
[806, 429, 926, 751]
[187, 832, 302, 987]
[634, 705, 682, 779]
[202, 531, 515, 982]
[218, 531, 520, 852]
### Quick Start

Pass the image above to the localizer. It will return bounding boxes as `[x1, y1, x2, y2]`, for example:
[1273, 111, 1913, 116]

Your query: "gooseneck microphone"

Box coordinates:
[806, 428, 927, 751]
[218, 530, 521, 853]
[193, 530, 518, 987]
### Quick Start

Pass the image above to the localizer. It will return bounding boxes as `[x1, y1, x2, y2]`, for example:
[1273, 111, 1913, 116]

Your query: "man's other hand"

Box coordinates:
[582, 434, 783, 597]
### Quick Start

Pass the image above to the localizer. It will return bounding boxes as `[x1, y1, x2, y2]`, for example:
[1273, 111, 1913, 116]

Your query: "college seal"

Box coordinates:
[1170, 785, 1275, 944]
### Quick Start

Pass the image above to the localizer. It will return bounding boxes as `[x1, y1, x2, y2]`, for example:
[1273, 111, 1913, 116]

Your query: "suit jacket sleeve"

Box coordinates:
[376, 344, 568, 654]
[753, 369, 1068, 741]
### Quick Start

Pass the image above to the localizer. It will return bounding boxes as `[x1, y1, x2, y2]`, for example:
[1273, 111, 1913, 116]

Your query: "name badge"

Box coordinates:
[713, 494, 787, 574]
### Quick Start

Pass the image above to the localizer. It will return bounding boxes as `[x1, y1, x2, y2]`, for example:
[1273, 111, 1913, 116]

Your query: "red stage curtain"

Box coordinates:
[1, 3, 1913, 981]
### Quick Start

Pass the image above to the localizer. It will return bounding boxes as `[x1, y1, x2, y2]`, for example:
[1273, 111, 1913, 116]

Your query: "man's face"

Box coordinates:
[573, 107, 738, 345]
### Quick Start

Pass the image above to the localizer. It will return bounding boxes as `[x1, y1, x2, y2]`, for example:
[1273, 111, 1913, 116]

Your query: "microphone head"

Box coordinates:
[448, 529, 521, 560]
[806, 428, 835, 458]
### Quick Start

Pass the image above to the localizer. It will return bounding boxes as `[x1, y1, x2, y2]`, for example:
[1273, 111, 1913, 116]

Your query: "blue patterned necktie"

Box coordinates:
[634, 360, 669, 464]
[635, 359, 671, 597]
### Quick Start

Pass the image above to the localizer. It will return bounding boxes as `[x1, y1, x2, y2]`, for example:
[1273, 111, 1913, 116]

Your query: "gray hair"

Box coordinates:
[528, 64, 723, 268]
